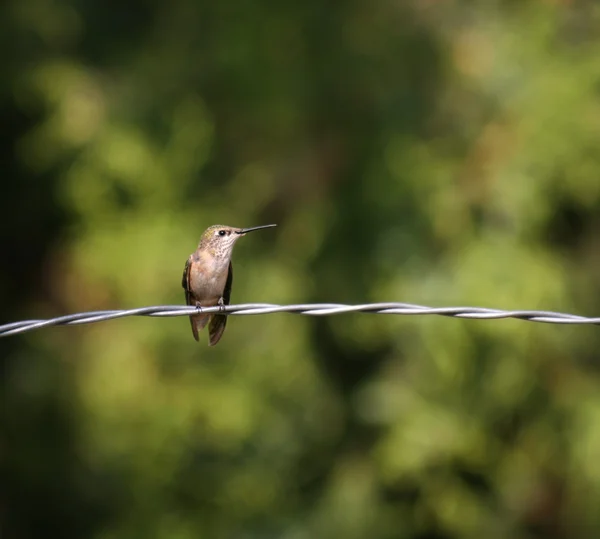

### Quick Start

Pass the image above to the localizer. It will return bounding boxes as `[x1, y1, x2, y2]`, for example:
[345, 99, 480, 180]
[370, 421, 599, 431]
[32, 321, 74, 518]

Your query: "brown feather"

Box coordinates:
[207, 261, 233, 346]
[182, 257, 202, 341]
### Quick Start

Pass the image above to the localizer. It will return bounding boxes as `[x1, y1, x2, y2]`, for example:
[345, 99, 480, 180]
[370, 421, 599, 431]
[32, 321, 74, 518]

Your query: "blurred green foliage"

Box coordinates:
[2, 0, 600, 538]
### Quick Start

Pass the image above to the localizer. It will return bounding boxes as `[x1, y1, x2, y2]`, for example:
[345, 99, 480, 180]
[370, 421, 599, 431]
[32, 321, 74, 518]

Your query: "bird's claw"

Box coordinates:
[217, 297, 225, 313]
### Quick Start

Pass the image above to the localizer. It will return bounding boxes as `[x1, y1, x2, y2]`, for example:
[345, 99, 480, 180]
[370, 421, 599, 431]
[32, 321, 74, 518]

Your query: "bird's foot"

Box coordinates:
[194, 301, 203, 314]
[217, 297, 225, 313]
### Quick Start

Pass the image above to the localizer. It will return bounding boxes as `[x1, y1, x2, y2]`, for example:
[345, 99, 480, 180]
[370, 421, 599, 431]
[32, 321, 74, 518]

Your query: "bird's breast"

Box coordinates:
[188, 253, 230, 305]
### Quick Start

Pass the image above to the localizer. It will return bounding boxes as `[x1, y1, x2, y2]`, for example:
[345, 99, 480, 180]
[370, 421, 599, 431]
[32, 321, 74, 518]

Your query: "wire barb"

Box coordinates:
[1, 303, 599, 337]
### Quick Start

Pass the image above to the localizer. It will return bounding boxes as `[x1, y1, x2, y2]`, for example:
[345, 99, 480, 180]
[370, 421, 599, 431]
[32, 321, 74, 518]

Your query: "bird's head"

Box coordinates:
[198, 224, 277, 257]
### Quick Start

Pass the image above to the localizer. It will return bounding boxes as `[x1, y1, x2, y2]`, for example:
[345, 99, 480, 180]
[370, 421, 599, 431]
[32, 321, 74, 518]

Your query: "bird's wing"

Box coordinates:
[182, 257, 200, 341]
[208, 261, 233, 346]
[223, 261, 233, 306]
[182, 257, 193, 305]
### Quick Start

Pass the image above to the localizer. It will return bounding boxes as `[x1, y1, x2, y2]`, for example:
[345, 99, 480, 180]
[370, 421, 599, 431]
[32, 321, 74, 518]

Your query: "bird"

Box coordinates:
[182, 223, 277, 345]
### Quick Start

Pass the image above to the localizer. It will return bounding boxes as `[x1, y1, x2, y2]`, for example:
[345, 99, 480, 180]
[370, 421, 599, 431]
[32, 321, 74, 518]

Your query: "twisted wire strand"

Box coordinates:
[1, 303, 599, 337]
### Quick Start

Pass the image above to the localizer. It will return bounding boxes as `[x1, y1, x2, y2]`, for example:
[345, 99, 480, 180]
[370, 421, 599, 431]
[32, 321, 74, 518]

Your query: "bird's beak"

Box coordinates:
[236, 224, 277, 235]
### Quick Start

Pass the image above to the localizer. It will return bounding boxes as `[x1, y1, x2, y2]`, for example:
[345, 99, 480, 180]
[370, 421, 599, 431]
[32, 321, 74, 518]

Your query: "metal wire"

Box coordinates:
[1, 302, 599, 337]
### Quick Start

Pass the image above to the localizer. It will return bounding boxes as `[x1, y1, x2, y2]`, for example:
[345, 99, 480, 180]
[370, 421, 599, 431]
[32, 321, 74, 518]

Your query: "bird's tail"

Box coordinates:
[208, 314, 227, 346]
[189, 314, 210, 342]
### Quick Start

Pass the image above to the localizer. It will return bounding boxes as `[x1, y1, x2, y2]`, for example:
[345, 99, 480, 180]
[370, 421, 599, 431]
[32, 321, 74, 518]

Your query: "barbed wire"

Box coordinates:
[1, 302, 599, 337]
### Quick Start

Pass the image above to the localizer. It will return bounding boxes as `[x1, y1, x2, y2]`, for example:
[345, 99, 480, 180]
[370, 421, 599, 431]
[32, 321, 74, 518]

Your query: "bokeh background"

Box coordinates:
[3, 1, 600, 538]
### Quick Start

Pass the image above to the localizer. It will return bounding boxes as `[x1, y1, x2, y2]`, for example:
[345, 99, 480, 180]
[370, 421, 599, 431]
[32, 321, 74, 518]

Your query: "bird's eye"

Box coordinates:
[218, 230, 226, 236]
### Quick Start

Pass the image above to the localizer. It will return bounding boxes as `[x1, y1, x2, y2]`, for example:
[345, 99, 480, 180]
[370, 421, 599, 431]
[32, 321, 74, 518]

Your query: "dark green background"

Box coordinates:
[3, 1, 600, 538]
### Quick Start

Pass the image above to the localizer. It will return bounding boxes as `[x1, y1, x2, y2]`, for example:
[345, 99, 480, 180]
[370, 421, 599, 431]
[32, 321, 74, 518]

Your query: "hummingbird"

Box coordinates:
[182, 223, 277, 345]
